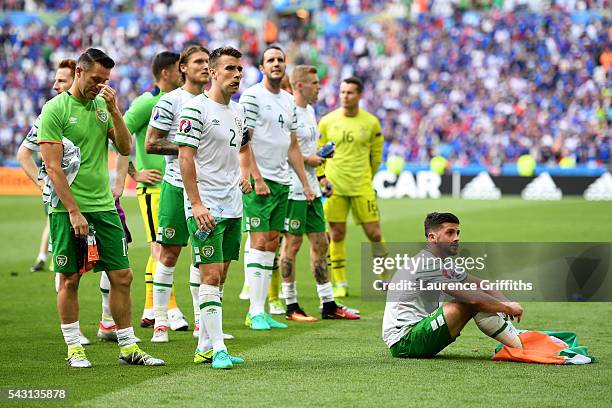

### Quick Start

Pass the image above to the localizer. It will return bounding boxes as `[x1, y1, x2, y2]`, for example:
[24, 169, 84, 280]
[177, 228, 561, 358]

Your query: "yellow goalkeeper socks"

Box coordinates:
[146, 256, 178, 310]
[268, 252, 281, 301]
[329, 239, 347, 286]
[144, 256, 155, 310]
[168, 287, 178, 310]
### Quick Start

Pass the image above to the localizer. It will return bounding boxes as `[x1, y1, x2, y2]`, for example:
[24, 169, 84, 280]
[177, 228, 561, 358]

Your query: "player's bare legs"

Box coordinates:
[250, 230, 280, 252]
[106, 268, 134, 329]
[280, 232, 303, 284]
[362, 221, 382, 242]
[57, 273, 81, 324]
[442, 300, 522, 347]
[159, 244, 181, 266]
[307, 232, 328, 285]
[328, 222, 346, 241]
[442, 301, 478, 338]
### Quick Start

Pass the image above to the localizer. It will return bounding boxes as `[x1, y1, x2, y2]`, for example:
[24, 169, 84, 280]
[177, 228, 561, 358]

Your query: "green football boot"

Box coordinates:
[245, 313, 271, 330]
[265, 313, 288, 329]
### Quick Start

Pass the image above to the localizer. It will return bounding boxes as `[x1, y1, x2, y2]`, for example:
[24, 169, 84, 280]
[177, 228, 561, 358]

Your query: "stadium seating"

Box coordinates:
[0, 1, 610, 168]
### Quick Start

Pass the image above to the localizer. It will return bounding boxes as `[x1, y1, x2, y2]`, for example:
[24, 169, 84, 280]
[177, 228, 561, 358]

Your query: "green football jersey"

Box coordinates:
[37, 91, 115, 213]
[123, 86, 166, 189]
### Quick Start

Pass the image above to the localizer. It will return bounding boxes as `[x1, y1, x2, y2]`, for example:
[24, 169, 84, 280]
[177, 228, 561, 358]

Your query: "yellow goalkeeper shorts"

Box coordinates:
[137, 187, 161, 243]
[323, 189, 380, 224]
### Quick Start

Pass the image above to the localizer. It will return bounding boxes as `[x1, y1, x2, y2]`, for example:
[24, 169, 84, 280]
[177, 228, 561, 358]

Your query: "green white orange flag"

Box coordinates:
[492, 331, 593, 365]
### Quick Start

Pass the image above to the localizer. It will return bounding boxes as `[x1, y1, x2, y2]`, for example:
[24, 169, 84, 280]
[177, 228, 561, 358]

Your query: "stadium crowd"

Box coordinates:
[0, 1, 610, 167]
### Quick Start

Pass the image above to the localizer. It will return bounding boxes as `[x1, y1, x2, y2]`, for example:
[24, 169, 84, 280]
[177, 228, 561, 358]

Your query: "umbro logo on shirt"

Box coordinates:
[212, 119, 220, 126]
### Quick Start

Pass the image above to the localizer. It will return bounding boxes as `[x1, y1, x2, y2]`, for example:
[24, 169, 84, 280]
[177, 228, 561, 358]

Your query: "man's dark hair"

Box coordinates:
[78, 48, 115, 71]
[260, 45, 285, 66]
[342, 76, 364, 94]
[179, 45, 210, 82]
[209, 47, 242, 69]
[424, 212, 460, 237]
[152, 51, 180, 81]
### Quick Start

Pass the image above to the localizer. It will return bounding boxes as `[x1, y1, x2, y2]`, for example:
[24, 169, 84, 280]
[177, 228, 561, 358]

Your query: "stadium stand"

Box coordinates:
[0, 1, 610, 169]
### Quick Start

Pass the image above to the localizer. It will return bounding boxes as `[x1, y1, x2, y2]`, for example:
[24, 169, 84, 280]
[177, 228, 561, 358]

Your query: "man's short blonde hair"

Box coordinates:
[290, 65, 317, 87]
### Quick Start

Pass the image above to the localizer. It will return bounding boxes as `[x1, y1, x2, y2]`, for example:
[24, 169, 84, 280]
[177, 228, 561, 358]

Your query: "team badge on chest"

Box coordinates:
[96, 109, 108, 123]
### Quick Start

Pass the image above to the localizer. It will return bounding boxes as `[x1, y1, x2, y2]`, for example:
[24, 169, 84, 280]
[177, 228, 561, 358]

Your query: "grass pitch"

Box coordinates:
[0, 196, 611, 407]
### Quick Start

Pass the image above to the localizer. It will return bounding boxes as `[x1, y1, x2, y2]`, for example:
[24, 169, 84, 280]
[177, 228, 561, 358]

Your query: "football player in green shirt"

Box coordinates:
[39, 48, 164, 368]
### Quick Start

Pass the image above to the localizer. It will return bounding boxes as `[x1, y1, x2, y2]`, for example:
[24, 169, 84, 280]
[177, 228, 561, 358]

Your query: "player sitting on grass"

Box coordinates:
[382, 212, 523, 358]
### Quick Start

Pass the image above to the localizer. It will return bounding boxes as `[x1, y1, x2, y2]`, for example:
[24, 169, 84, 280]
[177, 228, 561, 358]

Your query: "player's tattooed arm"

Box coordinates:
[145, 126, 178, 155]
[127, 161, 136, 178]
[127, 160, 163, 185]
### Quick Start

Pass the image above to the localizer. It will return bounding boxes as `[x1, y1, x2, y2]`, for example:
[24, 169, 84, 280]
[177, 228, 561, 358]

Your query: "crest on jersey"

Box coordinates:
[179, 119, 192, 133]
[290, 219, 300, 230]
[96, 109, 108, 123]
[203, 245, 214, 258]
[251, 217, 261, 228]
[152, 108, 160, 121]
[164, 228, 175, 239]
[56, 255, 68, 267]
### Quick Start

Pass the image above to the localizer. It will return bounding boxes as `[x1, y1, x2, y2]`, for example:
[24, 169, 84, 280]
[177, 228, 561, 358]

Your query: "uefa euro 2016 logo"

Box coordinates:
[179, 119, 192, 133]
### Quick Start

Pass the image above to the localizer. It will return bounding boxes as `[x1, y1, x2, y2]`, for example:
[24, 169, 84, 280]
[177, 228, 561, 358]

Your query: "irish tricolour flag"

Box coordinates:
[493, 331, 593, 365]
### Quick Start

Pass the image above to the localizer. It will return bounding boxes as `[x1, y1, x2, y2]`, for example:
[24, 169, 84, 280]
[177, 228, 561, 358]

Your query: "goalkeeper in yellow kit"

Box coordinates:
[317, 77, 387, 297]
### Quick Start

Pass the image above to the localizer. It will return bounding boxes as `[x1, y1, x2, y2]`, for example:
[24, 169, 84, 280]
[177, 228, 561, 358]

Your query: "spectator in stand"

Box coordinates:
[0, 1, 610, 167]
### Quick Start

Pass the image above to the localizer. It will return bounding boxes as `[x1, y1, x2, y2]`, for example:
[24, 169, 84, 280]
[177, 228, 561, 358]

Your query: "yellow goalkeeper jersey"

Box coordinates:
[317, 108, 383, 196]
